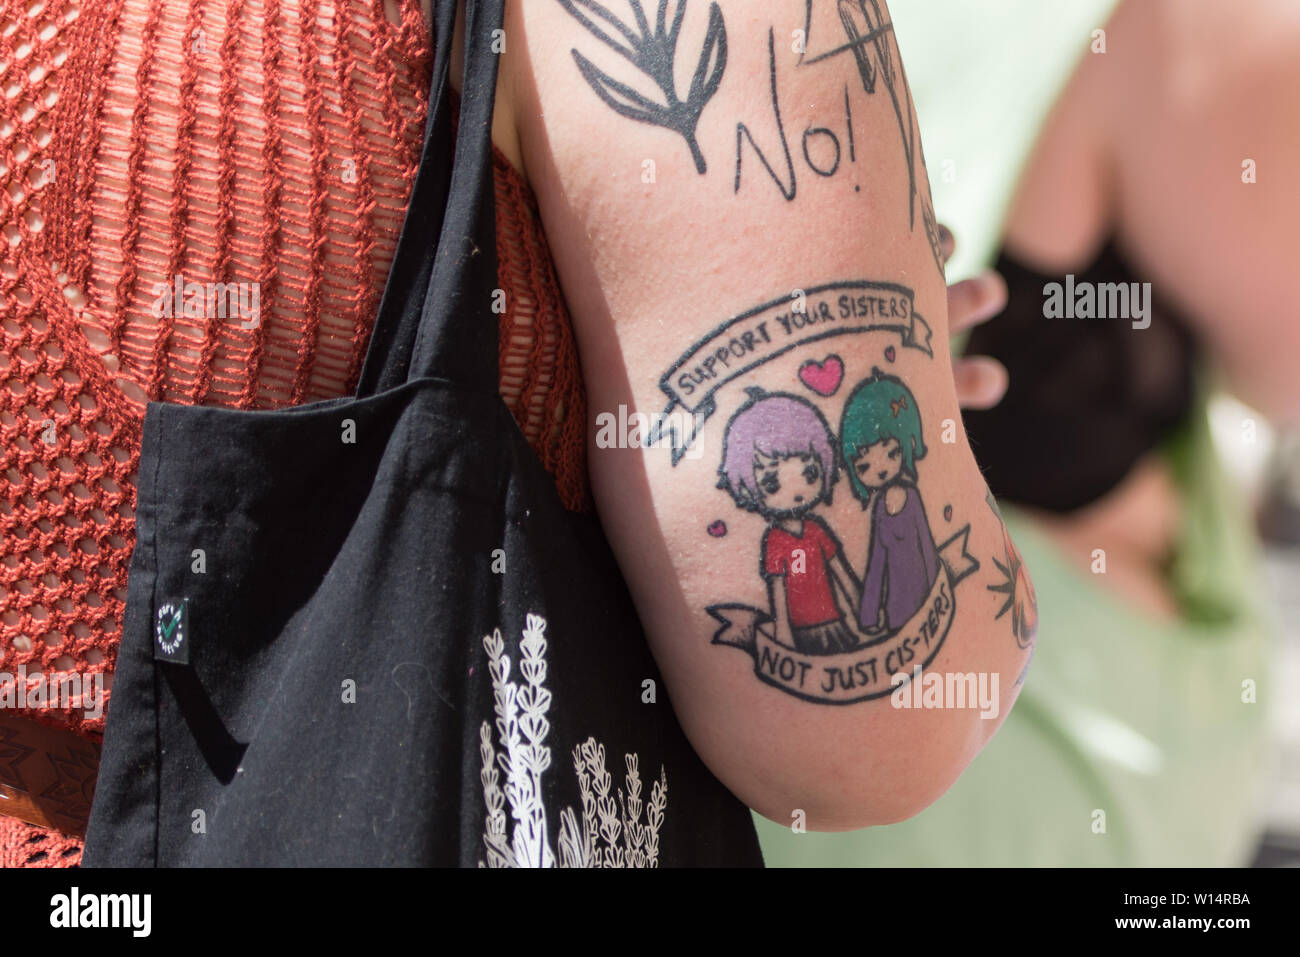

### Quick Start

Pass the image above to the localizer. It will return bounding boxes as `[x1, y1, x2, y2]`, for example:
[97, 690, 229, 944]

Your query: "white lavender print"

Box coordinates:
[478, 613, 668, 868]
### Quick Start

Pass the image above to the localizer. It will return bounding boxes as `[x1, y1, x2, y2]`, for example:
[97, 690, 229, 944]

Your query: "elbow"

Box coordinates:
[743, 700, 999, 832]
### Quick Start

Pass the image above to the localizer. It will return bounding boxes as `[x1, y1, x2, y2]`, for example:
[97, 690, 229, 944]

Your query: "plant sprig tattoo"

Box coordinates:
[558, 0, 728, 173]
[986, 490, 1038, 651]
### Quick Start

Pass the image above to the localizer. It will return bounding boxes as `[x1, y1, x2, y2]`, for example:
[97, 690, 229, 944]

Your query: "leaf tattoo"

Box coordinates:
[558, 0, 728, 174]
[986, 490, 1038, 651]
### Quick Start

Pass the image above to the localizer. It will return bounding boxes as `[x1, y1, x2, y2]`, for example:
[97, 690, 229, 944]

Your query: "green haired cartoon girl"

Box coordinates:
[840, 368, 941, 635]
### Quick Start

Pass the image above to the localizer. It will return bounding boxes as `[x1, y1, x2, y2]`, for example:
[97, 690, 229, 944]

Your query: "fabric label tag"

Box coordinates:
[154, 598, 190, 664]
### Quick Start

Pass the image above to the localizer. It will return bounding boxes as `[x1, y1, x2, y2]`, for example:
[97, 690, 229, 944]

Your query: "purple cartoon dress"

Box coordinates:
[859, 482, 941, 633]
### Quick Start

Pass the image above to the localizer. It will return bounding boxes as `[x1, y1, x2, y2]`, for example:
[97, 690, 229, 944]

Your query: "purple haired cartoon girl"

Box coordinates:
[718, 389, 862, 654]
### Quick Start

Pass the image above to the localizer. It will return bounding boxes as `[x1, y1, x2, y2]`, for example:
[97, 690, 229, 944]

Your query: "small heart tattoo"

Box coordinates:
[944, 504, 953, 522]
[798, 355, 844, 396]
[884, 345, 897, 363]
[707, 520, 727, 537]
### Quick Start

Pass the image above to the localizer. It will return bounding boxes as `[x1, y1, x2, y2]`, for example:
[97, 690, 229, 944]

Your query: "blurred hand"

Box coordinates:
[941, 225, 1009, 411]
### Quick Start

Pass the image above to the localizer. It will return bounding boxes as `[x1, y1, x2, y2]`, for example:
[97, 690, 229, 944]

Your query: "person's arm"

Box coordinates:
[999, 0, 1300, 424]
[504, 0, 1034, 829]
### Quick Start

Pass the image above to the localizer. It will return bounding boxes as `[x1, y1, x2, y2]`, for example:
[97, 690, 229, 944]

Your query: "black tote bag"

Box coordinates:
[82, 0, 762, 867]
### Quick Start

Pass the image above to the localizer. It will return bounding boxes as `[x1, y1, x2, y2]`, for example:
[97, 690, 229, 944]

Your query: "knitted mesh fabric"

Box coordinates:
[0, 0, 588, 867]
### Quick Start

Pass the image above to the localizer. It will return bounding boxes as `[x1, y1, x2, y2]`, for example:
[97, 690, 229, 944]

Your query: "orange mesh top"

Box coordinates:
[0, 0, 588, 866]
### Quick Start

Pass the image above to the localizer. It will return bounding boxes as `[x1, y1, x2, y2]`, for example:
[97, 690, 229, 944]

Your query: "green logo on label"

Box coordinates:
[155, 600, 186, 656]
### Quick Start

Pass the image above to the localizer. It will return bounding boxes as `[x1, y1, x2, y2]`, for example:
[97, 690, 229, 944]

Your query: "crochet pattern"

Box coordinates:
[1, 0, 587, 866]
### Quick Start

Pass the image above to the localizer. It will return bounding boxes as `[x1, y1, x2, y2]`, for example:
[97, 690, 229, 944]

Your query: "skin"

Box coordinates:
[433, 0, 1011, 408]
[37, 0, 1002, 841]
[435, 0, 1032, 829]
[997, 0, 1300, 619]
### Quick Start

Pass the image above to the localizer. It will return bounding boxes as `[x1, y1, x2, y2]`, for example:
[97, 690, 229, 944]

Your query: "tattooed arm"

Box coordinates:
[502, 0, 1035, 829]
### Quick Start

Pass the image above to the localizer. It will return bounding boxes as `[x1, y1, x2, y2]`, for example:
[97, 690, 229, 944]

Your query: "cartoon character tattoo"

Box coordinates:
[840, 368, 940, 634]
[716, 389, 862, 654]
[649, 280, 982, 703]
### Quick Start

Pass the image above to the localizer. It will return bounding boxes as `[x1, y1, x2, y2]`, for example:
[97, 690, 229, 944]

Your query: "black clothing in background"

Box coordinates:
[963, 242, 1198, 513]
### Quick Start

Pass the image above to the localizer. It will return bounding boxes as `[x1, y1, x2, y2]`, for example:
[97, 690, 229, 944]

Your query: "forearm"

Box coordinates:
[512, 0, 1036, 828]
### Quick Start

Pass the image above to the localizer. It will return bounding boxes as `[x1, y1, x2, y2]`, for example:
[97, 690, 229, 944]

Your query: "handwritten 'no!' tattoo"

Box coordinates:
[559, 1, 947, 278]
[651, 282, 979, 704]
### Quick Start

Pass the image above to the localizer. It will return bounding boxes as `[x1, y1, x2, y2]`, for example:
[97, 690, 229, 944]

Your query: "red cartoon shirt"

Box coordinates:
[762, 517, 841, 628]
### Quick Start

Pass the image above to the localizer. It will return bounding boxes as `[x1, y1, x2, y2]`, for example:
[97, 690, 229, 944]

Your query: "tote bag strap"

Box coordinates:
[355, 0, 506, 397]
